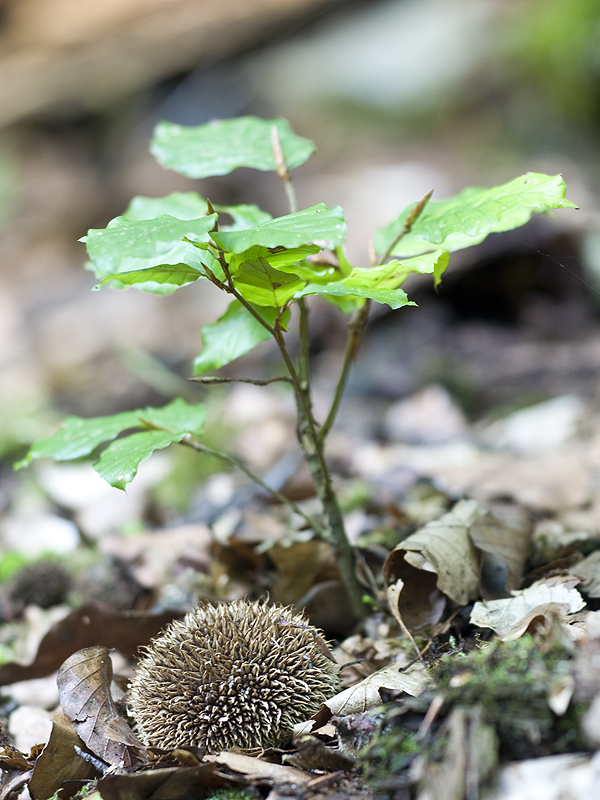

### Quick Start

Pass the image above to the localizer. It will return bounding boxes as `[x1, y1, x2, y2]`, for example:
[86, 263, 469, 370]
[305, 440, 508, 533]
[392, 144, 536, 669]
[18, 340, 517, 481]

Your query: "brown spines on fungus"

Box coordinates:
[127, 599, 341, 753]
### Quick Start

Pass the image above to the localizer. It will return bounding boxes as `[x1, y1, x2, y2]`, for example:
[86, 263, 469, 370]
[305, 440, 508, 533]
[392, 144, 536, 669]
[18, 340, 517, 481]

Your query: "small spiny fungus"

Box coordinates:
[128, 599, 340, 753]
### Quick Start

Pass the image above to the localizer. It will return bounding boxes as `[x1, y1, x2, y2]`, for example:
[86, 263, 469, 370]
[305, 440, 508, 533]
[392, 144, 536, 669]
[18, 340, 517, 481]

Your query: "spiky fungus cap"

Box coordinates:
[128, 599, 341, 753]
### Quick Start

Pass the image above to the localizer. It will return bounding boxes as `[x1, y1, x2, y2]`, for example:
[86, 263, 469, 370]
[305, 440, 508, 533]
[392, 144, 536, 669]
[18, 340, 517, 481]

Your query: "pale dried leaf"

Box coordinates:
[548, 674, 575, 716]
[470, 579, 585, 640]
[203, 752, 312, 786]
[383, 499, 483, 628]
[496, 753, 594, 800]
[570, 551, 600, 598]
[324, 663, 430, 717]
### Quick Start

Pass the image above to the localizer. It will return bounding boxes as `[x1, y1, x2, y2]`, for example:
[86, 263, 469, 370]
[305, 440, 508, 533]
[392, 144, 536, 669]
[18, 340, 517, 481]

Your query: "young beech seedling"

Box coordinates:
[16, 116, 577, 618]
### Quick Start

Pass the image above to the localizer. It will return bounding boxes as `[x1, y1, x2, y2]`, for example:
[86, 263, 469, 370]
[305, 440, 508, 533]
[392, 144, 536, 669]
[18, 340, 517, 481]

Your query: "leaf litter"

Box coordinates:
[4, 391, 600, 799]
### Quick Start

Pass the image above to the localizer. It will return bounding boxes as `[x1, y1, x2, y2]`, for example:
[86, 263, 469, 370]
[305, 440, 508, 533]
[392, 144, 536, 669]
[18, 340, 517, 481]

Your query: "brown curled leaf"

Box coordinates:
[57, 646, 147, 770]
[97, 763, 224, 800]
[29, 709, 97, 800]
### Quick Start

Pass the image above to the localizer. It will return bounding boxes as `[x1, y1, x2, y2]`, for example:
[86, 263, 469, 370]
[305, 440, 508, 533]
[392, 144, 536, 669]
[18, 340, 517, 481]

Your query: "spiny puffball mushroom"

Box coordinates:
[128, 599, 341, 753]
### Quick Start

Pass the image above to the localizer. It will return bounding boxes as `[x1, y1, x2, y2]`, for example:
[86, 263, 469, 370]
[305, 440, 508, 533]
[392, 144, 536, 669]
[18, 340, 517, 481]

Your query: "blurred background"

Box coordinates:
[1, 0, 600, 526]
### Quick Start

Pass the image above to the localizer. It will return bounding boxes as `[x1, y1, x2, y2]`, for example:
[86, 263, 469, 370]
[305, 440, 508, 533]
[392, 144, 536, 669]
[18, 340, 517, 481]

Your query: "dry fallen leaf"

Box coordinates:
[469, 503, 532, 598]
[383, 499, 483, 629]
[269, 539, 334, 606]
[323, 663, 431, 717]
[96, 763, 223, 800]
[57, 646, 147, 770]
[28, 709, 97, 800]
[470, 578, 586, 641]
[570, 550, 600, 598]
[203, 751, 312, 787]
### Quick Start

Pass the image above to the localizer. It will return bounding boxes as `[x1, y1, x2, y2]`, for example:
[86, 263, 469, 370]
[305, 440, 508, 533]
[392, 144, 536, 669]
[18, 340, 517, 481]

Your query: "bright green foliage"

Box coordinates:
[85, 213, 218, 294]
[151, 116, 316, 177]
[211, 204, 346, 252]
[124, 191, 272, 230]
[193, 301, 282, 375]
[17, 115, 577, 500]
[85, 214, 217, 278]
[296, 249, 449, 310]
[124, 192, 209, 221]
[15, 399, 206, 490]
[375, 172, 577, 258]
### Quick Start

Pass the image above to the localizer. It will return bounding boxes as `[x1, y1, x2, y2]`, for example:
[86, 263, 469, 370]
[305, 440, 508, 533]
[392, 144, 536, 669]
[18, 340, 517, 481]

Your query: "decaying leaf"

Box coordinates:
[0, 745, 32, 800]
[470, 578, 586, 641]
[384, 499, 534, 630]
[383, 499, 483, 628]
[269, 539, 334, 606]
[0, 741, 34, 772]
[57, 646, 147, 770]
[203, 751, 312, 787]
[0, 604, 178, 687]
[469, 503, 532, 598]
[29, 709, 97, 800]
[286, 733, 355, 772]
[97, 763, 224, 800]
[570, 550, 600, 598]
[323, 663, 430, 717]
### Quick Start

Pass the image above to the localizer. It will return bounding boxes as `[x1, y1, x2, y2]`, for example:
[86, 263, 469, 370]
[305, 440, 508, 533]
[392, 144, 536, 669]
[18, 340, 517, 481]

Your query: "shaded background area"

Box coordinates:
[1, 0, 600, 515]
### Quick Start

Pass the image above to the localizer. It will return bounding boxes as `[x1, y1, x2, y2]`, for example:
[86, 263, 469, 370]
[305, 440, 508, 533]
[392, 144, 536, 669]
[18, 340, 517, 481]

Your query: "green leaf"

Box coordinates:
[137, 398, 206, 434]
[151, 116, 316, 178]
[15, 398, 207, 490]
[295, 250, 449, 310]
[214, 203, 272, 230]
[95, 430, 183, 490]
[193, 300, 281, 375]
[212, 204, 346, 253]
[123, 192, 273, 235]
[124, 192, 209, 221]
[85, 214, 216, 276]
[227, 245, 320, 277]
[232, 258, 304, 307]
[84, 213, 217, 294]
[375, 172, 578, 258]
[96, 263, 203, 290]
[14, 410, 141, 466]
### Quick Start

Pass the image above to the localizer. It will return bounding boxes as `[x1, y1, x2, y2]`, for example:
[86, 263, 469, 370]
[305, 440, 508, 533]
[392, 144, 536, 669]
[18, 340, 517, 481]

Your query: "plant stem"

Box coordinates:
[319, 299, 371, 443]
[180, 435, 325, 536]
[190, 375, 292, 386]
[271, 124, 298, 214]
[273, 312, 367, 621]
[377, 189, 434, 264]
[319, 188, 435, 441]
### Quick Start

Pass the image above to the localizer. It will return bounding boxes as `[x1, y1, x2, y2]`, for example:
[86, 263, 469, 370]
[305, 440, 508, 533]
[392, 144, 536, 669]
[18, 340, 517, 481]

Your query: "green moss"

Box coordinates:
[204, 789, 260, 800]
[434, 635, 586, 758]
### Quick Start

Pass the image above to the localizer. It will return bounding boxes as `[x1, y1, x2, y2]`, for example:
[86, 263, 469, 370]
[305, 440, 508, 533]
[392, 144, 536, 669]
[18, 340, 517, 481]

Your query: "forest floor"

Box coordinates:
[3, 242, 600, 799]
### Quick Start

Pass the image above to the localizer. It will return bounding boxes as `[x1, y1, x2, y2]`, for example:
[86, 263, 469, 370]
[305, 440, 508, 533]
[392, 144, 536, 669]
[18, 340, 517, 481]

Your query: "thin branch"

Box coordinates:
[271, 124, 297, 214]
[180, 435, 325, 536]
[319, 299, 371, 443]
[297, 298, 311, 392]
[215, 253, 278, 338]
[377, 189, 434, 266]
[190, 375, 293, 386]
[318, 189, 435, 441]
